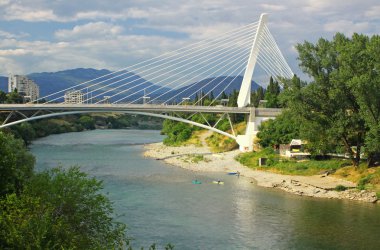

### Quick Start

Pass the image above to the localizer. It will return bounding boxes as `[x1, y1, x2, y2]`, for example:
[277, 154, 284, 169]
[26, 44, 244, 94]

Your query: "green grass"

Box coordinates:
[334, 185, 348, 191]
[236, 148, 347, 176]
[183, 154, 209, 163]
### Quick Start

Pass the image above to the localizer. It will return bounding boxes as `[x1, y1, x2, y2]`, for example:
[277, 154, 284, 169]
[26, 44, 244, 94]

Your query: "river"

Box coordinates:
[30, 129, 380, 250]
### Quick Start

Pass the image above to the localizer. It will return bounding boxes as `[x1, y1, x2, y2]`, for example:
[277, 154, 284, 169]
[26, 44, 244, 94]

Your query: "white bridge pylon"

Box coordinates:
[0, 13, 292, 152]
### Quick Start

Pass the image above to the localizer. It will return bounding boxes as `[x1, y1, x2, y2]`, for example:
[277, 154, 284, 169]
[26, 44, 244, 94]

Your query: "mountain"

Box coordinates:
[159, 76, 260, 103]
[27, 68, 172, 102]
[1, 69, 261, 104]
[0, 76, 7, 92]
[27, 68, 112, 97]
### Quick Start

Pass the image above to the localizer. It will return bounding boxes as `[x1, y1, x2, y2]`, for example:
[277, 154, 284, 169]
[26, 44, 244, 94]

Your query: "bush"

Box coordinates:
[162, 120, 193, 146]
[0, 132, 35, 196]
[358, 175, 373, 190]
[334, 185, 348, 191]
[0, 167, 127, 249]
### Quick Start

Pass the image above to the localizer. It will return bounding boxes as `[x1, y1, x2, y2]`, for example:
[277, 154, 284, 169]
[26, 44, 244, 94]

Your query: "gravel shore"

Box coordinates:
[143, 142, 379, 203]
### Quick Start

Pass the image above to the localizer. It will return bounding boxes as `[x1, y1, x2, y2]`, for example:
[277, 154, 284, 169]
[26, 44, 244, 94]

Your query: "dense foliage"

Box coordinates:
[0, 132, 35, 196]
[161, 90, 246, 146]
[0, 167, 126, 249]
[257, 110, 300, 148]
[236, 148, 346, 176]
[257, 33, 380, 167]
[162, 119, 193, 146]
[0, 131, 128, 249]
[0, 90, 23, 104]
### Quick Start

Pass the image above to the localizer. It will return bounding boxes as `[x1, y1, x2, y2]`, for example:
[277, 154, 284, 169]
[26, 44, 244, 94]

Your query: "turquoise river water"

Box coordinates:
[30, 129, 380, 250]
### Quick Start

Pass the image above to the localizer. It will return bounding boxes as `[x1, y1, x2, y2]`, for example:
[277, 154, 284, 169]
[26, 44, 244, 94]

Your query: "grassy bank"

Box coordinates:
[236, 148, 380, 194]
[236, 148, 346, 175]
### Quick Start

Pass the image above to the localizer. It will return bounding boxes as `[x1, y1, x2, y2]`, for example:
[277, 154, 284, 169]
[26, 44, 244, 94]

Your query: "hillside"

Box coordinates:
[0, 76, 7, 92]
[159, 76, 260, 103]
[28, 68, 173, 102]
[1, 69, 262, 103]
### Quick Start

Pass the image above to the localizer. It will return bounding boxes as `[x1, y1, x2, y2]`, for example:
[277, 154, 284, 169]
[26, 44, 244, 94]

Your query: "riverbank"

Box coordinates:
[143, 142, 379, 203]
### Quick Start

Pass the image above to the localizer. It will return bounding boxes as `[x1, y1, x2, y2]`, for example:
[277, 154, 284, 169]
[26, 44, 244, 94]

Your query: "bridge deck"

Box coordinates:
[0, 104, 282, 117]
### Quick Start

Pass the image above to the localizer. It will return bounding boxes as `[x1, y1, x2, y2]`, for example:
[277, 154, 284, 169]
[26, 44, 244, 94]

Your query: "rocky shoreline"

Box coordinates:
[143, 142, 379, 204]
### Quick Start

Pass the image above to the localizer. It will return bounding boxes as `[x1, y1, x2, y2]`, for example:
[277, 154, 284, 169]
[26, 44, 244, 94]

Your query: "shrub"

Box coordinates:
[358, 175, 373, 190]
[334, 185, 348, 191]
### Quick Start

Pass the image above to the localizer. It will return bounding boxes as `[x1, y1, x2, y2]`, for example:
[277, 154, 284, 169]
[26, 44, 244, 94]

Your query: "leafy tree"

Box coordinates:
[220, 91, 228, 100]
[162, 120, 192, 145]
[11, 123, 36, 145]
[264, 76, 281, 108]
[335, 33, 380, 166]
[0, 132, 35, 196]
[0, 91, 6, 103]
[78, 115, 95, 130]
[257, 110, 301, 148]
[251, 86, 265, 107]
[287, 33, 374, 166]
[6, 91, 23, 104]
[0, 167, 127, 249]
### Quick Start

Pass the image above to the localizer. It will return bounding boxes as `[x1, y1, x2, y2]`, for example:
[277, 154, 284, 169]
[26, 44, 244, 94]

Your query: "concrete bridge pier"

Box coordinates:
[236, 107, 272, 152]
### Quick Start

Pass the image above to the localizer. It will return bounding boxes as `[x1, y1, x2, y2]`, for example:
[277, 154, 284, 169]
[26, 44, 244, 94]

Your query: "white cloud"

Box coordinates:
[73, 8, 150, 21]
[0, 48, 28, 56]
[55, 22, 124, 40]
[365, 5, 380, 19]
[4, 4, 58, 22]
[260, 4, 286, 11]
[74, 11, 124, 20]
[324, 20, 370, 35]
[0, 30, 19, 39]
[0, 0, 10, 6]
[0, 0, 379, 81]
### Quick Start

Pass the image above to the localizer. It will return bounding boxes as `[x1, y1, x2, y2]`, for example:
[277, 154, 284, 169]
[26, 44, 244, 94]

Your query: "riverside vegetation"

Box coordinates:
[0, 92, 174, 248]
[0, 90, 162, 145]
[161, 32, 380, 199]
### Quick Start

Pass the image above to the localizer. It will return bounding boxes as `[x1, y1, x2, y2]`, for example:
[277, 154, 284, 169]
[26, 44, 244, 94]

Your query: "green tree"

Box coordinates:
[0, 167, 127, 249]
[0, 132, 35, 196]
[0, 91, 6, 103]
[257, 110, 301, 148]
[264, 76, 281, 108]
[78, 115, 95, 130]
[11, 123, 36, 145]
[220, 91, 228, 100]
[334, 33, 380, 166]
[251, 86, 265, 107]
[288, 34, 370, 166]
[162, 120, 193, 145]
[6, 90, 23, 104]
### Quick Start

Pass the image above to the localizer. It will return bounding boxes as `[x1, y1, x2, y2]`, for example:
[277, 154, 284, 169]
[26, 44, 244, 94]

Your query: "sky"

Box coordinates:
[0, 0, 379, 85]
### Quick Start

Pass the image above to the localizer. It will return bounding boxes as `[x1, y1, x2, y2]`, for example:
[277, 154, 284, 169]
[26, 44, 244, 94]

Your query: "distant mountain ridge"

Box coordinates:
[0, 76, 7, 92]
[0, 68, 261, 103]
[160, 76, 260, 103]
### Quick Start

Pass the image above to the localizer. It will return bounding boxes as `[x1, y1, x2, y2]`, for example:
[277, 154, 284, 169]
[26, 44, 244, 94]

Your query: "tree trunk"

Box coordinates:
[342, 136, 358, 167]
[367, 152, 380, 167]
[355, 132, 363, 167]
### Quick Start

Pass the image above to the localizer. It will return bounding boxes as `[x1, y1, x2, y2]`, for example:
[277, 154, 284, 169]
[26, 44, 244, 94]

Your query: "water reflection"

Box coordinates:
[31, 130, 380, 250]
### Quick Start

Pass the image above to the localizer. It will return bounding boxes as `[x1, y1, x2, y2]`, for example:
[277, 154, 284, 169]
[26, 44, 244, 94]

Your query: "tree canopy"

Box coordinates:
[257, 33, 380, 167]
[0, 167, 126, 249]
[0, 132, 35, 196]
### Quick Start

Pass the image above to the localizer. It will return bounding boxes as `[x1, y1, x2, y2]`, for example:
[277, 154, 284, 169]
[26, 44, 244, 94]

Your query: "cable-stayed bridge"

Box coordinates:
[0, 14, 293, 152]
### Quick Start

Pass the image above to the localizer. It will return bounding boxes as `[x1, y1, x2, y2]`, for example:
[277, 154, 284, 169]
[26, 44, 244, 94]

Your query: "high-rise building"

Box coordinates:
[8, 74, 40, 102]
[64, 90, 84, 104]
